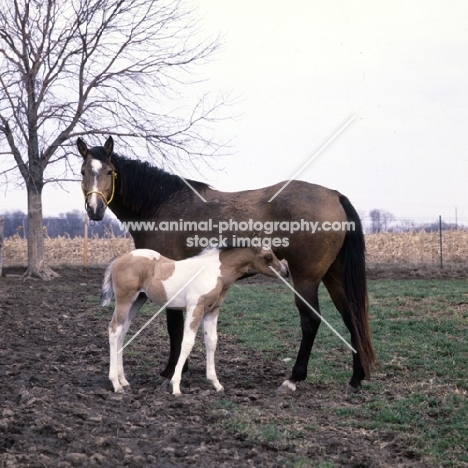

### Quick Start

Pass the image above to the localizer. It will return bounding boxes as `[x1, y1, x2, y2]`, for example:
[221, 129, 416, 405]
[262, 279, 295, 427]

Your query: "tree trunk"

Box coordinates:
[24, 183, 58, 280]
[0, 217, 4, 277]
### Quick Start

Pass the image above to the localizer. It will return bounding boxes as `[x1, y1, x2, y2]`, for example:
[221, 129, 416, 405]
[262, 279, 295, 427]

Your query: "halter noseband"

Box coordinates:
[83, 170, 117, 208]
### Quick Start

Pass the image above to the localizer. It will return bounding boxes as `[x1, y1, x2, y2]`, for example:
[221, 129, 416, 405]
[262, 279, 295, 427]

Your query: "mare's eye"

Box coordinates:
[81, 169, 85, 176]
[107, 170, 113, 176]
[265, 254, 273, 263]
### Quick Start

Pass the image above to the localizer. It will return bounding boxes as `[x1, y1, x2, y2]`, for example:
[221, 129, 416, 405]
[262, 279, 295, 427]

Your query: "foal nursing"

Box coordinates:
[102, 246, 289, 395]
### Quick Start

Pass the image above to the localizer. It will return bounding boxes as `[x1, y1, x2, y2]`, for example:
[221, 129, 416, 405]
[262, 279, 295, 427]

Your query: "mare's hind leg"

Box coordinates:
[203, 307, 224, 392]
[109, 293, 147, 393]
[278, 280, 321, 394]
[322, 268, 366, 393]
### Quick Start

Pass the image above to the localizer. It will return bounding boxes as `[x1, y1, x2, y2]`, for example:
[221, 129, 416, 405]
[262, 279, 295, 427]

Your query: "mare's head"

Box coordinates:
[77, 136, 117, 220]
[221, 245, 289, 279]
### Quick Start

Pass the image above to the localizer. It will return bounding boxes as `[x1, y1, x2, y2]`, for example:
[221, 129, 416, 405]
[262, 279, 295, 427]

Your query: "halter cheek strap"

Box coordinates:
[83, 171, 117, 207]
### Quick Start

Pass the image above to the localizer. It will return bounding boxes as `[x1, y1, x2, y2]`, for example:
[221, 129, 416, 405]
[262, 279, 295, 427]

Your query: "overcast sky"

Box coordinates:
[1, 0, 468, 224]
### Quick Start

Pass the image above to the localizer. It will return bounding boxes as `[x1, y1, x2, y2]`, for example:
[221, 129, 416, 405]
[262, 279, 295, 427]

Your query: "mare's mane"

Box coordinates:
[91, 148, 210, 217]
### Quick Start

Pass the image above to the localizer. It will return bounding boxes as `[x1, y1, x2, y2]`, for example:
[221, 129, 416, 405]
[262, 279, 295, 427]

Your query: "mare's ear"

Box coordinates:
[77, 138, 88, 159]
[104, 136, 114, 158]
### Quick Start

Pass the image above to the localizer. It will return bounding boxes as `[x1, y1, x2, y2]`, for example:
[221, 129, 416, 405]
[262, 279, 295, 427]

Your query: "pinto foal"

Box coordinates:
[102, 246, 289, 395]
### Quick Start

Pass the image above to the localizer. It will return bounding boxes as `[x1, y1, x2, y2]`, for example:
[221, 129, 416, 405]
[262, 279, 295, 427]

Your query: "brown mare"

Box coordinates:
[78, 136, 376, 394]
[102, 246, 289, 394]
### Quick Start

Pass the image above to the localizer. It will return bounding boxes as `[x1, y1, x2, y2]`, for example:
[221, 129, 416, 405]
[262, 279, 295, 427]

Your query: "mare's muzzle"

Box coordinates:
[85, 192, 107, 220]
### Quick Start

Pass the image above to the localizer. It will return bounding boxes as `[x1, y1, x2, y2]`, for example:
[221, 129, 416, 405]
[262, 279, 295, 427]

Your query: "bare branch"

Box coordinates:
[0, 0, 227, 276]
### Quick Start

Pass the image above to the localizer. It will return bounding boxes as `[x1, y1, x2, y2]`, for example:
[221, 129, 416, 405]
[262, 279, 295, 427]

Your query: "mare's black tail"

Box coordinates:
[339, 195, 376, 378]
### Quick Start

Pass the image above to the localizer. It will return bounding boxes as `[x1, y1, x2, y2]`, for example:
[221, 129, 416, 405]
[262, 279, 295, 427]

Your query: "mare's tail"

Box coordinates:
[101, 261, 115, 307]
[339, 195, 376, 378]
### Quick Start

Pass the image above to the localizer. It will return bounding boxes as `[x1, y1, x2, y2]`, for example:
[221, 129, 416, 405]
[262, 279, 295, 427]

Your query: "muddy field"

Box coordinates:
[0, 266, 464, 467]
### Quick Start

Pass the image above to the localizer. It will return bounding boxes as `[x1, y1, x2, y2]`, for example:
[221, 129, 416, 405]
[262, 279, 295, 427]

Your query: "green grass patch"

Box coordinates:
[91, 277, 467, 466]
[218, 279, 468, 466]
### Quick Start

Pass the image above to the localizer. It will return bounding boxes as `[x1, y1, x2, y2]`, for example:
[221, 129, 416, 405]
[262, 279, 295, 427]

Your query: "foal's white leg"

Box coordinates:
[116, 324, 129, 388]
[170, 305, 202, 395]
[116, 295, 147, 389]
[203, 307, 224, 392]
[109, 294, 147, 393]
[109, 321, 125, 393]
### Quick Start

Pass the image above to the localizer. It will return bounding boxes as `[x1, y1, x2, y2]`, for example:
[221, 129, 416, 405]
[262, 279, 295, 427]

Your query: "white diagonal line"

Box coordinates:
[268, 115, 356, 202]
[269, 267, 357, 354]
[118, 266, 206, 354]
[177, 174, 207, 202]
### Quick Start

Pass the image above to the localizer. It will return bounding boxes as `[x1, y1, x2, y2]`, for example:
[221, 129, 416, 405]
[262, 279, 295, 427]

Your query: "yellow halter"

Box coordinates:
[83, 171, 117, 207]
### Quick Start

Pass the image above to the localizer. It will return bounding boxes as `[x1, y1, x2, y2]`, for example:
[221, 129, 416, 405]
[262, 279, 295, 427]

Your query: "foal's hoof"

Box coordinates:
[276, 380, 297, 394]
[344, 384, 359, 395]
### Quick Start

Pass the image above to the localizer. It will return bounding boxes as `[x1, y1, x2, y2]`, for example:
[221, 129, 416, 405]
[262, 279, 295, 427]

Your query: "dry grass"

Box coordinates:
[3, 235, 134, 268]
[365, 230, 468, 265]
[2, 230, 468, 267]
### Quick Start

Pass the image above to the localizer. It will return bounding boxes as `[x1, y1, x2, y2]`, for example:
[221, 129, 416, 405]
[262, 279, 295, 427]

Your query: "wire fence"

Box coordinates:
[0, 213, 127, 239]
[2, 214, 466, 238]
[1, 214, 467, 268]
[360, 216, 467, 235]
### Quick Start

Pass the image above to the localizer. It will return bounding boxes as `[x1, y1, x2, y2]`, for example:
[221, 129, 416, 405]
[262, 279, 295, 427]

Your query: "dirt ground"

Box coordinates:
[0, 265, 464, 467]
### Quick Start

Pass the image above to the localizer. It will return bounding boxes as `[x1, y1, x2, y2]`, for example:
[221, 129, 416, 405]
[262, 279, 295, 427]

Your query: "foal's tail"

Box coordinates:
[101, 261, 115, 307]
[339, 195, 376, 378]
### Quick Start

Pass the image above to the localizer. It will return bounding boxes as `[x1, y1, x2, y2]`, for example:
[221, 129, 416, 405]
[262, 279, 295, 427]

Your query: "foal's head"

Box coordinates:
[221, 246, 289, 279]
[252, 246, 289, 278]
[77, 136, 116, 220]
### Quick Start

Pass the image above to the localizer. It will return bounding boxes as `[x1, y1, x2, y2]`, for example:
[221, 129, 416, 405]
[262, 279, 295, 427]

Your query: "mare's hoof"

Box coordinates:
[115, 387, 126, 394]
[344, 384, 359, 395]
[158, 379, 171, 393]
[276, 380, 297, 394]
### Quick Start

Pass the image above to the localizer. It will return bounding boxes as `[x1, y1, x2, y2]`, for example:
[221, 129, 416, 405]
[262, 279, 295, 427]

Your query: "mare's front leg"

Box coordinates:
[170, 304, 203, 395]
[203, 306, 224, 392]
[160, 309, 188, 378]
[109, 293, 147, 393]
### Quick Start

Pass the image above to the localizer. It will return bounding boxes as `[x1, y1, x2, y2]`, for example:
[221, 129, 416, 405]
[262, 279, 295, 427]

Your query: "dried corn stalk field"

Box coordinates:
[2, 230, 468, 268]
[365, 230, 468, 265]
[3, 235, 134, 268]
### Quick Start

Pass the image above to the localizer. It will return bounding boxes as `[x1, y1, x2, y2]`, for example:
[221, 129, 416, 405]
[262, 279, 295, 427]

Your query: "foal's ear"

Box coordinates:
[77, 138, 88, 159]
[104, 136, 114, 158]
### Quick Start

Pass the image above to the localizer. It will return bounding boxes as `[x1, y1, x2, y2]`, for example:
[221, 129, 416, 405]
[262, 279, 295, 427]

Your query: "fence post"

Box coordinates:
[83, 213, 89, 270]
[0, 217, 4, 277]
[439, 215, 443, 269]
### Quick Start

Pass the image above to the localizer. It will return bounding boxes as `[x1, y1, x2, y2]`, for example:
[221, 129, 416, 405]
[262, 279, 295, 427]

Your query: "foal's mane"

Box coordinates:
[197, 245, 249, 257]
[109, 152, 209, 217]
[196, 246, 222, 257]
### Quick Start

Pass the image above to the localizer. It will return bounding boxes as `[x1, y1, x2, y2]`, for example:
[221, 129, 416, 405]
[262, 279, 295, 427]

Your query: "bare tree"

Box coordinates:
[369, 209, 395, 234]
[0, 0, 222, 279]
